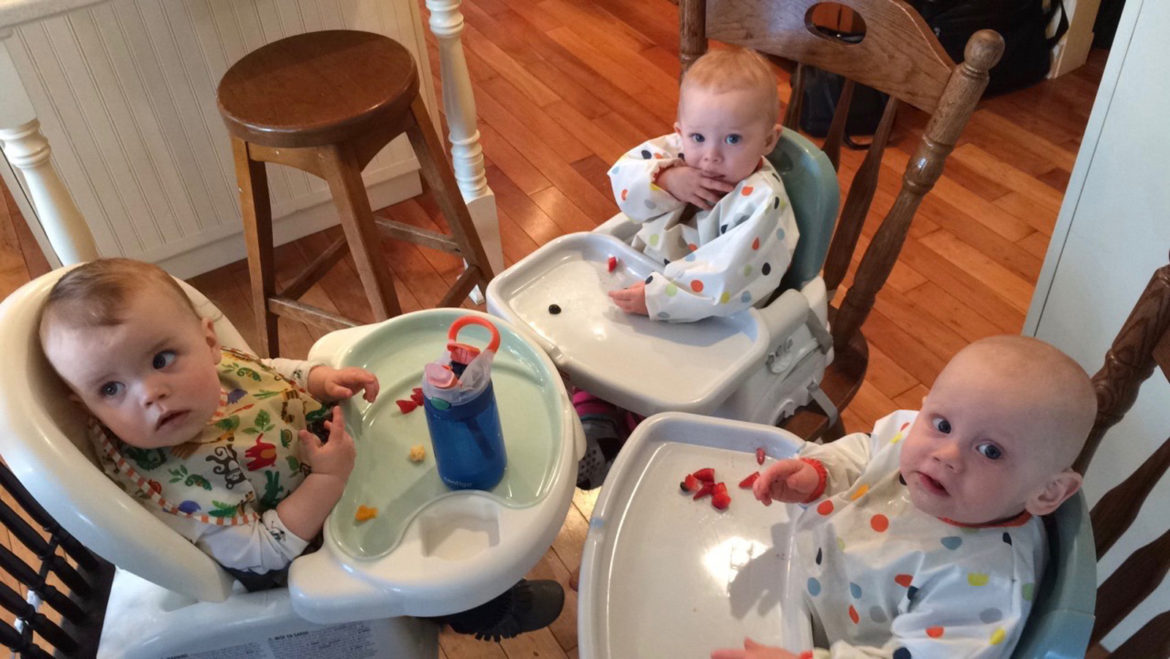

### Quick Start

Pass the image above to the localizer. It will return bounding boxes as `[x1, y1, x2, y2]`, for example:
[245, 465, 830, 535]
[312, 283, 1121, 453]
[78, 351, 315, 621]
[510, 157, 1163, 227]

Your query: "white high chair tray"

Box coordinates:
[485, 232, 768, 416]
[289, 310, 577, 623]
[579, 413, 814, 658]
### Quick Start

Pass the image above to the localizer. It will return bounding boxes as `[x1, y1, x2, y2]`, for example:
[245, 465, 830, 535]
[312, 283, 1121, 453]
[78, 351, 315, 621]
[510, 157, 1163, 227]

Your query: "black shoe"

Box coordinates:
[443, 579, 565, 642]
[576, 416, 622, 490]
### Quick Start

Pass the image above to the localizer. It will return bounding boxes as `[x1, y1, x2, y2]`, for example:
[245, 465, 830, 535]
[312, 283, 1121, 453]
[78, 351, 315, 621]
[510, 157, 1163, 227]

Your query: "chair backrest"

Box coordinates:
[1072, 261, 1170, 657]
[680, 0, 1004, 354]
[767, 129, 840, 291]
[0, 267, 244, 604]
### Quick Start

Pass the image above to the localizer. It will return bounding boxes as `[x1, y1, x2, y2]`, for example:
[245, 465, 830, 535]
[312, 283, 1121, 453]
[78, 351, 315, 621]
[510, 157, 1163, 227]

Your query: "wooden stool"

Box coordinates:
[217, 30, 494, 357]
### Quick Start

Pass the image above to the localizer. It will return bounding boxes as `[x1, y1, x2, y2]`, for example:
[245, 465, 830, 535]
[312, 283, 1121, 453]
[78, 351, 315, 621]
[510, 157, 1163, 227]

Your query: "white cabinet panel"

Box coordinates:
[3, 0, 436, 276]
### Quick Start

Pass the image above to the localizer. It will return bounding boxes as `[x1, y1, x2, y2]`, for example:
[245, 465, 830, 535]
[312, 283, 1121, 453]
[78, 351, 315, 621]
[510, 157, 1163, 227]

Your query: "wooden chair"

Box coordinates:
[218, 30, 495, 357]
[1075, 260, 1170, 658]
[679, 0, 1004, 439]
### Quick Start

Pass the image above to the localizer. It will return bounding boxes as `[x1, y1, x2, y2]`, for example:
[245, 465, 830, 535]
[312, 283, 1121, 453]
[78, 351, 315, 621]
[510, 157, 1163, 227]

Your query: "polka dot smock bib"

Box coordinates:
[793, 411, 1045, 658]
[608, 133, 799, 323]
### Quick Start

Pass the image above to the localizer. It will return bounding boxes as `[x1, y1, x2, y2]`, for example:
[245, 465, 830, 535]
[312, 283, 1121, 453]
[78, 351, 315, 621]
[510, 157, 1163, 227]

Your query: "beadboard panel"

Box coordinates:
[5, 0, 436, 274]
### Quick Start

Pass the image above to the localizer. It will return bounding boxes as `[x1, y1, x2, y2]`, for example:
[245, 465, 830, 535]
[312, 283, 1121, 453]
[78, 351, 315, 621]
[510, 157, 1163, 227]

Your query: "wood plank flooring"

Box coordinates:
[0, 0, 1106, 655]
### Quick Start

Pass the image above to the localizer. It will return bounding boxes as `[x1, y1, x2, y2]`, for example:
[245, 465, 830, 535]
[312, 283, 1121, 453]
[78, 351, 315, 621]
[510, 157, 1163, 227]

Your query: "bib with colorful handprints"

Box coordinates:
[90, 348, 328, 526]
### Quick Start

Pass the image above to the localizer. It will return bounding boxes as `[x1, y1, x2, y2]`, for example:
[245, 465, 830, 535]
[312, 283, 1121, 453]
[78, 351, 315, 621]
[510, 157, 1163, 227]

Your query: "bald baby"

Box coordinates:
[939, 335, 1096, 474]
[896, 334, 1097, 524]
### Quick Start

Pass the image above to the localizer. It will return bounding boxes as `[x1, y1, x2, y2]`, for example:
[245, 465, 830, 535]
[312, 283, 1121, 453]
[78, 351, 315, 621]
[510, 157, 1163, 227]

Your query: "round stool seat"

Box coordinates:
[217, 30, 419, 148]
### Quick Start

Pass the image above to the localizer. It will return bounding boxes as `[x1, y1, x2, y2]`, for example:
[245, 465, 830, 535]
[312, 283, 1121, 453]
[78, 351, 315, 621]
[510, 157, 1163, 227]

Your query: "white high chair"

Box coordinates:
[577, 411, 1098, 658]
[486, 129, 841, 426]
[0, 268, 580, 657]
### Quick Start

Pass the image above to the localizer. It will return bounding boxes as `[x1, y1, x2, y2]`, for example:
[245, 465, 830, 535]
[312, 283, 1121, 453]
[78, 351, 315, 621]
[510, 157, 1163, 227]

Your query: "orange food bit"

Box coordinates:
[355, 505, 378, 522]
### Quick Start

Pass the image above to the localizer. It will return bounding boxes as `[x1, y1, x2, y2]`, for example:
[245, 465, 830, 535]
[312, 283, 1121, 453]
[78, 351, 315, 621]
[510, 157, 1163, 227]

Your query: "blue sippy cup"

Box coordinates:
[422, 316, 507, 491]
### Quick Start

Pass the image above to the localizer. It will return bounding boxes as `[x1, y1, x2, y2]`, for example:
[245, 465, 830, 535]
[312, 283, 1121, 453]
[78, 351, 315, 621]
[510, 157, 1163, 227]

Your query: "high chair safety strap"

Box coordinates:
[805, 308, 834, 354]
[810, 385, 839, 430]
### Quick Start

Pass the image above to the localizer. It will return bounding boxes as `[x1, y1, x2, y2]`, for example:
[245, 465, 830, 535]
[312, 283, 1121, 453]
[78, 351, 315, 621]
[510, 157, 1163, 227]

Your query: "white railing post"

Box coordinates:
[424, 0, 503, 279]
[0, 34, 97, 266]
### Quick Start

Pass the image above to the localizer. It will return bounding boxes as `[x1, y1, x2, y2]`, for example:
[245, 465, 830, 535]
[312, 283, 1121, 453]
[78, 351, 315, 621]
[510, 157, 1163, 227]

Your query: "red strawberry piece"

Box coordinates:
[756, 447, 766, 465]
[739, 472, 760, 489]
[711, 492, 731, 510]
[693, 482, 714, 500]
[680, 474, 701, 493]
[410, 387, 424, 405]
[692, 468, 715, 483]
[395, 399, 419, 414]
[712, 482, 728, 497]
[607, 256, 617, 272]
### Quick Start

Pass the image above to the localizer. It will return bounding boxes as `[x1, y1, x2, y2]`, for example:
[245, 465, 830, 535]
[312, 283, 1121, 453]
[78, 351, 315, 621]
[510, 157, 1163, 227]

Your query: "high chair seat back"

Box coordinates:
[767, 129, 839, 292]
[0, 267, 240, 602]
[1011, 491, 1096, 658]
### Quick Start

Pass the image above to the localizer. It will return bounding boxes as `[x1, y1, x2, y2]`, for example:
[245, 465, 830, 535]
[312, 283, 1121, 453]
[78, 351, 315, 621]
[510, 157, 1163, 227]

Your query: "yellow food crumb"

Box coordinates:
[409, 444, 426, 463]
[355, 505, 378, 522]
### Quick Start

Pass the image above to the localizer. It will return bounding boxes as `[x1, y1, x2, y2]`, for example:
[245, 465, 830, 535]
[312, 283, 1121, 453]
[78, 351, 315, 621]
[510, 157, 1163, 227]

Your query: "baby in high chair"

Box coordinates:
[606, 46, 799, 322]
[712, 335, 1096, 659]
[39, 258, 563, 640]
[577, 47, 802, 488]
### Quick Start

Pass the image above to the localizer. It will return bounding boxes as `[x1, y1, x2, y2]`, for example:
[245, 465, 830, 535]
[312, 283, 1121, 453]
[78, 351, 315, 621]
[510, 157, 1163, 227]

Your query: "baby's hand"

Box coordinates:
[754, 458, 820, 506]
[299, 406, 355, 481]
[711, 638, 800, 659]
[657, 165, 735, 210]
[609, 282, 649, 316]
[308, 365, 380, 403]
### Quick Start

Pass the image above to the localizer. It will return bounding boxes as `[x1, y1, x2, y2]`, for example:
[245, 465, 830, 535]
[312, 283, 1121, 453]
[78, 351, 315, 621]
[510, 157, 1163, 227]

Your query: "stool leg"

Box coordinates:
[232, 138, 279, 358]
[405, 96, 495, 284]
[318, 144, 402, 320]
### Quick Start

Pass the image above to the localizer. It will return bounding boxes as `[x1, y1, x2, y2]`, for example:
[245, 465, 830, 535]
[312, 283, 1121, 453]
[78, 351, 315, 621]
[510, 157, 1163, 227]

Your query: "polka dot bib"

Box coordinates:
[793, 411, 1046, 657]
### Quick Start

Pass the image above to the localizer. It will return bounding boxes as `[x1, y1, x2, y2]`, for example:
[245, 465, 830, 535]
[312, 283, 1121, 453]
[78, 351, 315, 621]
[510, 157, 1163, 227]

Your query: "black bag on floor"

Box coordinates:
[798, 1, 1068, 139]
[912, 0, 1069, 96]
[799, 65, 889, 140]
[798, 29, 888, 141]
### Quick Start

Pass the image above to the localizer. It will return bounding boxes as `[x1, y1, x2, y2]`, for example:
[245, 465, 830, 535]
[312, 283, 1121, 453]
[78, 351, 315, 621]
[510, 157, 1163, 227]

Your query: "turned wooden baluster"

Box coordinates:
[679, 0, 706, 76]
[831, 31, 1002, 353]
[1077, 263, 1170, 473]
[820, 78, 854, 170]
[425, 0, 502, 278]
[822, 96, 898, 299]
[1067, 261, 1170, 656]
[783, 64, 806, 131]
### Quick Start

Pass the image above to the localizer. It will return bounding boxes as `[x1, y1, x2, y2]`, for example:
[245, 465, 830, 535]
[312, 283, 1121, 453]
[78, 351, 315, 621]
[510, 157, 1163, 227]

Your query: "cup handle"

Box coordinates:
[447, 315, 501, 354]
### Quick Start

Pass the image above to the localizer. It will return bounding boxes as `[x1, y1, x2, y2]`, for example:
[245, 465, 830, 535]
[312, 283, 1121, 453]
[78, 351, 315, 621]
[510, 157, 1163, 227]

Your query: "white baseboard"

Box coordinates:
[158, 171, 422, 280]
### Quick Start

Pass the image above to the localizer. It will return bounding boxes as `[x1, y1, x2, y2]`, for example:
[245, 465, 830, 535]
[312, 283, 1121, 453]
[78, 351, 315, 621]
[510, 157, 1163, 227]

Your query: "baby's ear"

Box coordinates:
[1025, 469, 1083, 516]
[757, 123, 782, 155]
[674, 121, 683, 137]
[201, 317, 221, 364]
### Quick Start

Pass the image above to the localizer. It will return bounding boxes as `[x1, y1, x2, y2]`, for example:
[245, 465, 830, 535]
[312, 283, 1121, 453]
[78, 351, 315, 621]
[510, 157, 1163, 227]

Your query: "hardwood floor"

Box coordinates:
[0, 0, 1107, 655]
